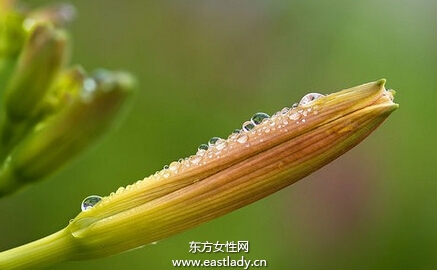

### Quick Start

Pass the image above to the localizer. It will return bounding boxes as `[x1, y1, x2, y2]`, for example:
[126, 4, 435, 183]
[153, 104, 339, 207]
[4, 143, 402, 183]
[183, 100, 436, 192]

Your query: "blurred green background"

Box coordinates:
[1, 0, 436, 269]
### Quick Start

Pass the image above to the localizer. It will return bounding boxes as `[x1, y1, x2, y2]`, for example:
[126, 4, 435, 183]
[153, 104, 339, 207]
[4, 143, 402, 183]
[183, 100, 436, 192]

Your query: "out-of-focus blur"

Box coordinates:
[0, 0, 435, 269]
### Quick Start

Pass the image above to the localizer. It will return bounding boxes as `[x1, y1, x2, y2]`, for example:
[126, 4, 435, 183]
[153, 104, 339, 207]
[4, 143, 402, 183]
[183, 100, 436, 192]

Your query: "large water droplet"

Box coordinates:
[242, 121, 255, 131]
[299, 93, 325, 106]
[81, 195, 102, 211]
[251, 112, 270, 125]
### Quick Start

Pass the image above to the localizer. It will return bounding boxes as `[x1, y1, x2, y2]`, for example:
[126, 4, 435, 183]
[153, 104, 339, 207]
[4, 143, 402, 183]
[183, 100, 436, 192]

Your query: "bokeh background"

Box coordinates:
[1, 0, 436, 269]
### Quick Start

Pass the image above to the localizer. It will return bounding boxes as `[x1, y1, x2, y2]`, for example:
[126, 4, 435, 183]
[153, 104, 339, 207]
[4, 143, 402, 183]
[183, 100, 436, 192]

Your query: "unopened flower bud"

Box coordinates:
[0, 70, 135, 196]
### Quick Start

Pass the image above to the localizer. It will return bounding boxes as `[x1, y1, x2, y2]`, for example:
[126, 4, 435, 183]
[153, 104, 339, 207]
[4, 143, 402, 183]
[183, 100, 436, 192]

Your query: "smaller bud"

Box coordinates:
[0, 70, 135, 196]
[4, 23, 68, 122]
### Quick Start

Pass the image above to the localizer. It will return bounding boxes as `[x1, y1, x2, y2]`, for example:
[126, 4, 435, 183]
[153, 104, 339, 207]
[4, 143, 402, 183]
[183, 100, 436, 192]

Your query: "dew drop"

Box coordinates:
[299, 93, 325, 106]
[190, 155, 202, 165]
[242, 121, 255, 131]
[215, 139, 227, 150]
[169, 161, 180, 172]
[236, 133, 249, 144]
[208, 137, 221, 146]
[251, 112, 270, 125]
[291, 103, 298, 109]
[281, 107, 290, 114]
[81, 195, 102, 211]
[198, 144, 209, 151]
[289, 112, 301, 121]
[159, 170, 171, 178]
[116, 187, 125, 194]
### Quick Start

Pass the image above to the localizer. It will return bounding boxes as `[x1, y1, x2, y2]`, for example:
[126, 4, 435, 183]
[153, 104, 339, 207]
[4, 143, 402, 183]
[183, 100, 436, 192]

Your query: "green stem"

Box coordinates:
[0, 228, 75, 270]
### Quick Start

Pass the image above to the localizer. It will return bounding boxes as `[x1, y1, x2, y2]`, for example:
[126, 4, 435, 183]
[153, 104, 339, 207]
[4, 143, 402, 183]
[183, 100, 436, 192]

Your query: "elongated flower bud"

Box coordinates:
[0, 70, 135, 195]
[67, 79, 397, 258]
[3, 23, 67, 122]
[0, 80, 398, 270]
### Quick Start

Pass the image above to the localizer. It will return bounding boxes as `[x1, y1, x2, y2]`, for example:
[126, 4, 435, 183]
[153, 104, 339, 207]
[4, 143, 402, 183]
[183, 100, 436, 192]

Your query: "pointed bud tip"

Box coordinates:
[376, 78, 386, 86]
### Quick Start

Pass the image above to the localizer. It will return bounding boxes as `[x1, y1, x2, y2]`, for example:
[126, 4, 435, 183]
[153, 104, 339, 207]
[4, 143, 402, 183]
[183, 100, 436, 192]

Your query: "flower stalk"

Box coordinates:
[0, 79, 398, 269]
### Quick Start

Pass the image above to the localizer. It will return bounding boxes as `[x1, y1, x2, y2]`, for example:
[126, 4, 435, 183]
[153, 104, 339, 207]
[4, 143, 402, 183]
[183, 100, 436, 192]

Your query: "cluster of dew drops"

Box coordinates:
[80, 92, 325, 212]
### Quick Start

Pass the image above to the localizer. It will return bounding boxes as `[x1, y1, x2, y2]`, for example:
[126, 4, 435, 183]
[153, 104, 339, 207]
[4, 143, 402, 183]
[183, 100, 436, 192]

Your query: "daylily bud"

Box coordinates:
[0, 7, 26, 94]
[66, 79, 397, 259]
[4, 23, 68, 122]
[0, 80, 398, 269]
[0, 5, 26, 60]
[0, 70, 135, 196]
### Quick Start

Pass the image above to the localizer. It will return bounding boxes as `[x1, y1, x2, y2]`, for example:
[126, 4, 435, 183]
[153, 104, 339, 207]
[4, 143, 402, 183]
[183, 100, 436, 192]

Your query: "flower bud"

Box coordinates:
[0, 70, 135, 196]
[66, 79, 398, 259]
[4, 23, 68, 122]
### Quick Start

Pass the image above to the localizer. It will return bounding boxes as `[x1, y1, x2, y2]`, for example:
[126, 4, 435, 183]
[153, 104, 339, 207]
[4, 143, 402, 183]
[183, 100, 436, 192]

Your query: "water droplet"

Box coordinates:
[236, 133, 249, 144]
[299, 93, 325, 106]
[289, 112, 301, 121]
[242, 121, 255, 131]
[291, 103, 298, 109]
[198, 144, 209, 151]
[190, 155, 202, 165]
[251, 112, 270, 125]
[208, 137, 221, 146]
[163, 165, 169, 170]
[159, 170, 171, 178]
[215, 139, 227, 150]
[81, 195, 102, 211]
[232, 129, 241, 134]
[169, 161, 180, 172]
[116, 187, 125, 194]
[281, 107, 290, 114]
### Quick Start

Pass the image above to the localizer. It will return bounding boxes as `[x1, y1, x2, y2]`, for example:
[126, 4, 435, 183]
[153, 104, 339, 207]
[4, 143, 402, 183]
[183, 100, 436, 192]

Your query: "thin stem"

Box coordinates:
[0, 228, 75, 270]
